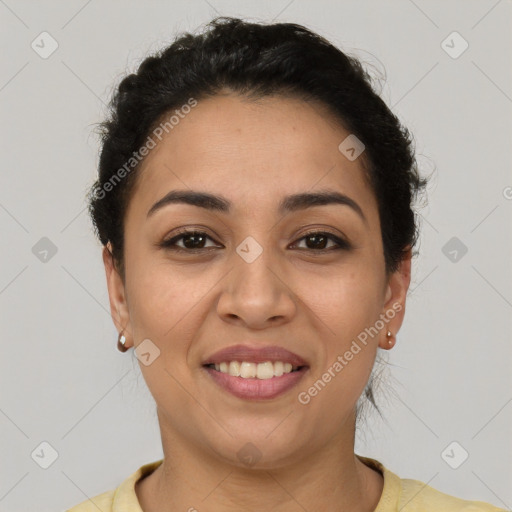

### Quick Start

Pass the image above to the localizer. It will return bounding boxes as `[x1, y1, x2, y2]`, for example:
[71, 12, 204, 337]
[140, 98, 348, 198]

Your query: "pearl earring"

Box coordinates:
[117, 331, 128, 352]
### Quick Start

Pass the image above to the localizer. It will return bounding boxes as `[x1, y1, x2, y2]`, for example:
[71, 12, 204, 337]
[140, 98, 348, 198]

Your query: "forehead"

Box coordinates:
[127, 93, 378, 222]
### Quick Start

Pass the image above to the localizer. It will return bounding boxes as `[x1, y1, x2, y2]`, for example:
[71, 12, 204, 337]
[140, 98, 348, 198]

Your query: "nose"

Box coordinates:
[216, 247, 297, 329]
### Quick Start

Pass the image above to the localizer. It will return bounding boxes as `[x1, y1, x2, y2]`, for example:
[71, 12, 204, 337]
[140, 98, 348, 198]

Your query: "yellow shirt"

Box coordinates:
[66, 456, 506, 511]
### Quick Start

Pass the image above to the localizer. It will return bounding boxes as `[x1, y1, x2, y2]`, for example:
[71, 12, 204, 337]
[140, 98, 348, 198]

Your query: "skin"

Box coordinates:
[103, 92, 411, 512]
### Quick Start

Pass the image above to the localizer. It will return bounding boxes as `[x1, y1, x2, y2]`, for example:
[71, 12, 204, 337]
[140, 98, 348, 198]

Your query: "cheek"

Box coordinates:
[124, 246, 207, 342]
[124, 229, 227, 368]
[137, 291, 200, 344]
[338, 273, 383, 333]
[124, 257, 205, 403]
[303, 262, 384, 335]
[301, 264, 383, 389]
[296, 270, 381, 422]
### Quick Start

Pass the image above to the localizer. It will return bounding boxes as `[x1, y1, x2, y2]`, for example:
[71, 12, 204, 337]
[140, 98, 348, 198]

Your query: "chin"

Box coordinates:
[204, 429, 313, 471]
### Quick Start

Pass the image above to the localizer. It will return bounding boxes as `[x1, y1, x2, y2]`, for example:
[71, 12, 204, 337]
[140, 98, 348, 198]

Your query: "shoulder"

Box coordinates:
[64, 459, 163, 512]
[399, 477, 507, 511]
[66, 489, 115, 512]
[356, 455, 506, 512]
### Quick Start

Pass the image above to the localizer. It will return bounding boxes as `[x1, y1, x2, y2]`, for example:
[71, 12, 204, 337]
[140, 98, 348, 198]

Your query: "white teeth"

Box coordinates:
[240, 362, 257, 378]
[228, 361, 241, 377]
[212, 361, 300, 379]
[256, 361, 274, 379]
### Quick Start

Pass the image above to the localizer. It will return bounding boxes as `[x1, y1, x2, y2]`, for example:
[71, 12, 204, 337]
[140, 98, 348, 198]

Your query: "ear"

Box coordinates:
[378, 246, 412, 350]
[103, 242, 132, 348]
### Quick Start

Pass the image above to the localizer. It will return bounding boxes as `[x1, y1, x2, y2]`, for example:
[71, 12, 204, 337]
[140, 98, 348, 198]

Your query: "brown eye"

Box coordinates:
[292, 231, 350, 251]
[159, 230, 220, 251]
[158, 229, 350, 253]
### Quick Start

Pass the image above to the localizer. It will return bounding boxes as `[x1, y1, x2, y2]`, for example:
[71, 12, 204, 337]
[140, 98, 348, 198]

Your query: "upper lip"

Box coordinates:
[203, 344, 308, 367]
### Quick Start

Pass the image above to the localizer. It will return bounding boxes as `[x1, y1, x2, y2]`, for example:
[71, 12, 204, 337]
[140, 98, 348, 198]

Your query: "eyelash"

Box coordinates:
[158, 228, 351, 254]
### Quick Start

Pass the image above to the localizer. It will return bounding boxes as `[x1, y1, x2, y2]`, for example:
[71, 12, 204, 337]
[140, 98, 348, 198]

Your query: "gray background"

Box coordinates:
[1, 1, 511, 511]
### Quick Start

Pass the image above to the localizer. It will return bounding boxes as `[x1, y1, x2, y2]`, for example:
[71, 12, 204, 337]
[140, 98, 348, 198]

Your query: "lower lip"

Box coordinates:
[203, 366, 308, 400]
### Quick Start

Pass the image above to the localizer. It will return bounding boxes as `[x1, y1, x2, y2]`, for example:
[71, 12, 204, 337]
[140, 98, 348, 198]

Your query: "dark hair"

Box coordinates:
[88, 16, 428, 417]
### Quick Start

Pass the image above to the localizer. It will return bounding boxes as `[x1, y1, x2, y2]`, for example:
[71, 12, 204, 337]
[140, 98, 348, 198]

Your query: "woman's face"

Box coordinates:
[104, 93, 410, 467]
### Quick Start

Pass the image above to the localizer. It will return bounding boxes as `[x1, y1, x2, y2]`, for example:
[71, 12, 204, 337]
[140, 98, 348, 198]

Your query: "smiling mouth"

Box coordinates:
[203, 361, 308, 401]
[204, 361, 306, 379]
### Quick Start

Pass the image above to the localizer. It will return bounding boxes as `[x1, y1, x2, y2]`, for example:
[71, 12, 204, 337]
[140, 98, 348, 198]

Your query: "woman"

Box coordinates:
[68, 16, 504, 512]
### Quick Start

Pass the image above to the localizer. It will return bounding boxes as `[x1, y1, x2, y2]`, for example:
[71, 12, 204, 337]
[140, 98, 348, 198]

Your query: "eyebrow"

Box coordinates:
[147, 189, 367, 224]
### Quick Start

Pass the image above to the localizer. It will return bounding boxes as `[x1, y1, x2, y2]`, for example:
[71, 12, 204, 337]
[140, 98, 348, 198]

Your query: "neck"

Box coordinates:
[136, 411, 383, 512]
